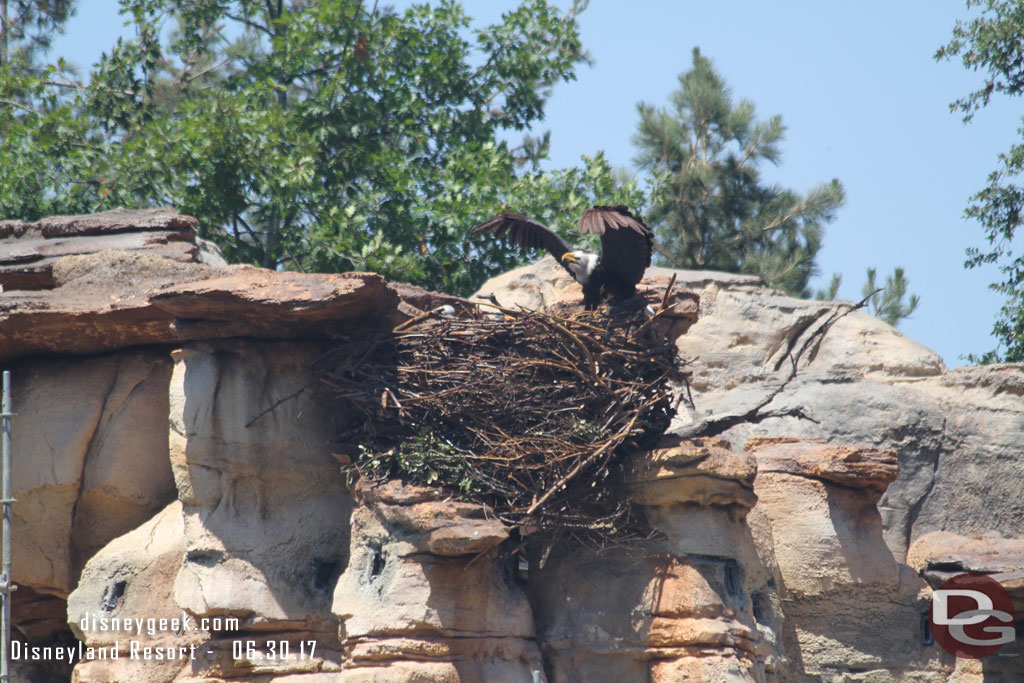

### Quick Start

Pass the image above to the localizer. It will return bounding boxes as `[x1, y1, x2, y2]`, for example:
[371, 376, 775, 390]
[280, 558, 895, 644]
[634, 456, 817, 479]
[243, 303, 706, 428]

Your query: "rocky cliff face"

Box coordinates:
[1, 211, 1022, 681]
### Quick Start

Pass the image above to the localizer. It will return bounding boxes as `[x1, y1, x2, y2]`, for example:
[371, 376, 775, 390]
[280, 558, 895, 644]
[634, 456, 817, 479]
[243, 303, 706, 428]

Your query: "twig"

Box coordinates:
[524, 413, 639, 517]
[246, 382, 312, 427]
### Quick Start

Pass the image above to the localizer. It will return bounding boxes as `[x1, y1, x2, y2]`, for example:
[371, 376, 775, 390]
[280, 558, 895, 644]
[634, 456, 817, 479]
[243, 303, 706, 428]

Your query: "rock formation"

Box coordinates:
[333, 480, 541, 682]
[0, 210, 1021, 681]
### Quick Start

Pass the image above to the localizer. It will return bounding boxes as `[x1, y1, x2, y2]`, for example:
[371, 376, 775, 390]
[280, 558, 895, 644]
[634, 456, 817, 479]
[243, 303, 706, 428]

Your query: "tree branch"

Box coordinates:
[225, 12, 272, 37]
[178, 57, 229, 85]
[0, 98, 32, 113]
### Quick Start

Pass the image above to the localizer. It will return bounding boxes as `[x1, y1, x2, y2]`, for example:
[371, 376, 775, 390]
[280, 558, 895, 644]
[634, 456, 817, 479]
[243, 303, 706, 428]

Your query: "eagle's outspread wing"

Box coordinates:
[578, 206, 653, 287]
[474, 207, 651, 309]
[472, 211, 574, 265]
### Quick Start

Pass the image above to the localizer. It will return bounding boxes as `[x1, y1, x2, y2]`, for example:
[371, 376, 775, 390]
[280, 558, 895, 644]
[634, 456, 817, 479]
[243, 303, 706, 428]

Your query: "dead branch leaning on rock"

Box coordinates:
[674, 292, 874, 439]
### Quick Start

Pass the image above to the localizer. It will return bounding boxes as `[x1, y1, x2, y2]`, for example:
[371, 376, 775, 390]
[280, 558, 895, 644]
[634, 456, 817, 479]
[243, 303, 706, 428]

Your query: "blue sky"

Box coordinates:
[54, 1, 1018, 366]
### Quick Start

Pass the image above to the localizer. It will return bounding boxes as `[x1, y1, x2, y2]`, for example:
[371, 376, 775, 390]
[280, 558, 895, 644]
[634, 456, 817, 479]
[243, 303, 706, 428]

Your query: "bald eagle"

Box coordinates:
[473, 206, 653, 310]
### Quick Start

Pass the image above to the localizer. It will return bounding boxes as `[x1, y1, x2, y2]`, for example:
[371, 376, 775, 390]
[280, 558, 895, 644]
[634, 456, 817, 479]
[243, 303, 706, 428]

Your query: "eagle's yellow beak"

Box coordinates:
[561, 253, 578, 264]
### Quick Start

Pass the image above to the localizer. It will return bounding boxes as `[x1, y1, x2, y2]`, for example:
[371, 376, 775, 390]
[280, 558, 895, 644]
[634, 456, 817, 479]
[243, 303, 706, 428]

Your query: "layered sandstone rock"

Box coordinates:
[0, 253, 401, 362]
[528, 547, 768, 682]
[168, 340, 351, 679]
[744, 438, 948, 680]
[907, 532, 1024, 680]
[628, 435, 758, 510]
[333, 480, 543, 682]
[0, 207, 209, 290]
[909, 531, 1024, 616]
[527, 436, 769, 682]
[0, 209, 413, 681]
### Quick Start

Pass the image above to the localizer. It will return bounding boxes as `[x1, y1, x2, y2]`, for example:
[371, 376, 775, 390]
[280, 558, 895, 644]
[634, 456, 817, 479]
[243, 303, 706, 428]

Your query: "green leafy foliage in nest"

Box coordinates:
[321, 302, 689, 543]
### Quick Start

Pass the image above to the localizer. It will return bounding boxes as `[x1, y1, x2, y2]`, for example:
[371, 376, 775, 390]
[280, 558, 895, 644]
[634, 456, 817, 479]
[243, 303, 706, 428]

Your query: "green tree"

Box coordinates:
[632, 48, 919, 327]
[0, 0, 97, 220]
[813, 267, 920, 328]
[862, 267, 920, 326]
[937, 0, 1024, 362]
[632, 47, 845, 297]
[1, 0, 640, 295]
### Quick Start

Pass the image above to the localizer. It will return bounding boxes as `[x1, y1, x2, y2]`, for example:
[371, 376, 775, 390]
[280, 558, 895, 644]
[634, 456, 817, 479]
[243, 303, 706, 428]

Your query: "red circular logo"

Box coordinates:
[930, 573, 1016, 659]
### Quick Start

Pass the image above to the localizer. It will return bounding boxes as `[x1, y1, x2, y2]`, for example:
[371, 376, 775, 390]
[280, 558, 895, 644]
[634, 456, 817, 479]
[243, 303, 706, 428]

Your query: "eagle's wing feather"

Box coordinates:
[578, 206, 652, 286]
[472, 212, 573, 262]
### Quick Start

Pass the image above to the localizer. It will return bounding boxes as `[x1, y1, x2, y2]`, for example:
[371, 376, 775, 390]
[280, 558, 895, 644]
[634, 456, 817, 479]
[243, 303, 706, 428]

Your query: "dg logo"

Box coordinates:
[930, 573, 1016, 659]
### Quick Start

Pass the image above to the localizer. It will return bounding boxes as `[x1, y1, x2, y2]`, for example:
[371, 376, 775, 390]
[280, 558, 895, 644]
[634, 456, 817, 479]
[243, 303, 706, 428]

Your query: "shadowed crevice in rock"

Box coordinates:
[10, 348, 178, 598]
[901, 415, 945, 556]
[10, 587, 77, 683]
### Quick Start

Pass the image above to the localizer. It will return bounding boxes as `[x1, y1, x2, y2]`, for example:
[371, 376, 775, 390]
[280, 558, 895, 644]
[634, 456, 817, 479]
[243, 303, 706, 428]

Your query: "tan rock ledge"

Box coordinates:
[629, 436, 758, 511]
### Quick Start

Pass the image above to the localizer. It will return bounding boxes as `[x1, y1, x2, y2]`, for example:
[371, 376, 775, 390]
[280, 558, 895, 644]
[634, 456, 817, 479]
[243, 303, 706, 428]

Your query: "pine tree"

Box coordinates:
[813, 267, 920, 329]
[0, 0, 73, 68]
[632, 48, 844, 297]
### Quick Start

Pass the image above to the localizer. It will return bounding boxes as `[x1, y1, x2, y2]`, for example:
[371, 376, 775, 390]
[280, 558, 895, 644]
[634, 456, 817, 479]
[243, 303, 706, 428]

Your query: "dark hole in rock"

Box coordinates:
[102, 580, 127, 612]
[752, 592, 768, 624]
[723, 559, 742, 599]
[313, 557, 339, 591]
[920, 613, 934, 646]
[369, 548, 385, 579]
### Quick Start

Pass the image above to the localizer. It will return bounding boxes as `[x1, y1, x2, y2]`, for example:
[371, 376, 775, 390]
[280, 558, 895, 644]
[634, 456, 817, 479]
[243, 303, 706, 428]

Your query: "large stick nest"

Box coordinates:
[321, 298, 690, 544]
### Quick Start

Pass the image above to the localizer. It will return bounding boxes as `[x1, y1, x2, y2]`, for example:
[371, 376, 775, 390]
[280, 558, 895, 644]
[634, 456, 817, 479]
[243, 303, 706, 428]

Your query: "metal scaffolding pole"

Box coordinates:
[1, 371, 13, 683]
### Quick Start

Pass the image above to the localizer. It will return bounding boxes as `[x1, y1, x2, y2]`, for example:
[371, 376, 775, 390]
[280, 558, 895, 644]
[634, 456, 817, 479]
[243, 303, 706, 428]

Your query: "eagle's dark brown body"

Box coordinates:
[472, 206, 653, 310]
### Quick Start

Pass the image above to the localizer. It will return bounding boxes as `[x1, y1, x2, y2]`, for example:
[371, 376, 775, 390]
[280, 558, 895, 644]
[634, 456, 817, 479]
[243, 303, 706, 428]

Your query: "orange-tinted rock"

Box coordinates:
[630, 436, 757, 510]
[1, 250, 214, 360]
[353, 479, 509, 557]
[746, 436, 899, 498]
[909, 530, 1024, 615]
[747, 438, 938, 679]
[151, 268, 403, 340]
[32, 206, 198, 238]
[529, 549, 767, 682]
[0, 252, 402, 361]
[0, 207, 200, 290]
[0, 207, 416, 362]
[335, 479, 541, 681]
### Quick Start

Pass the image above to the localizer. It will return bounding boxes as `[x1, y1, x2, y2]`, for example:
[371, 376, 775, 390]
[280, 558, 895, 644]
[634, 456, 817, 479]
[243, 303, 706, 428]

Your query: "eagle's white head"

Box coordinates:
[561, 250, 598, 284]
